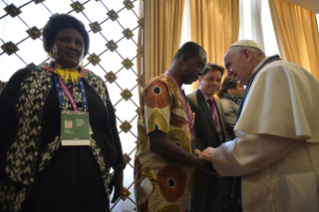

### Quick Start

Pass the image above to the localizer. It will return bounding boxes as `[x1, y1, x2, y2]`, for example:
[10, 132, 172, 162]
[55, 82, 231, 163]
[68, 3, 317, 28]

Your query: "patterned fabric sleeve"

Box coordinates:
[0, 67, 37, 211]
[143, 79, 171, 135]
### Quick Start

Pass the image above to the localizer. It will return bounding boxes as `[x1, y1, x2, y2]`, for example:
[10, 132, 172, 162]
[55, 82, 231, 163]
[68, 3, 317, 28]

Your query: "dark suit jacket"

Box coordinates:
[187, 89, 229, 212]
[187, 89, 228, 150]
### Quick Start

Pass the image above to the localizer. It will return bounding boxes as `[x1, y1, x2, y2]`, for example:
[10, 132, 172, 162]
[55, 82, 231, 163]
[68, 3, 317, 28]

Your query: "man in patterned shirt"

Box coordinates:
[134, 42, 215, 212]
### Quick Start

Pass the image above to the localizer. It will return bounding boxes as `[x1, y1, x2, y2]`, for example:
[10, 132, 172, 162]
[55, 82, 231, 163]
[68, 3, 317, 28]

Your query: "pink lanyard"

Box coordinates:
[165, 71, 194, 133]
[58, 77, 79, 112]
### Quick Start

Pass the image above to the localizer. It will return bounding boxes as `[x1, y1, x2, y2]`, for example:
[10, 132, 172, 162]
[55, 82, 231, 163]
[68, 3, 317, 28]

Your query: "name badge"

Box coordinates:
[61, 112, 92, 146]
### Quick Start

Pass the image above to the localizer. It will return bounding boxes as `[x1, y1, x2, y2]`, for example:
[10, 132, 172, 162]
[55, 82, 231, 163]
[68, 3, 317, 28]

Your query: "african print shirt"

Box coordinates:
[134, 74, 195, 212]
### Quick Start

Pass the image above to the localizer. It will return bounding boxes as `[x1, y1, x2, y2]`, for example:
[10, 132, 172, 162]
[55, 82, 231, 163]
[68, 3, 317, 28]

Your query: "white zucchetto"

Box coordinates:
[230, 40, 261, 50]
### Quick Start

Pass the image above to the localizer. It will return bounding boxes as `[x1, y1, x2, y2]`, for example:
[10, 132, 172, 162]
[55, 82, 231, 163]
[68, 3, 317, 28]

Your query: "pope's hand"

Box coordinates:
[200, 147, 215, 162]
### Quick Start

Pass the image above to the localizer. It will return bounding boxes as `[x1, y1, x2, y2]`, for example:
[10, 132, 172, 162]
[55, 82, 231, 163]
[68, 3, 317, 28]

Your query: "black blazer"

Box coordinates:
[187, 89, 228, 151]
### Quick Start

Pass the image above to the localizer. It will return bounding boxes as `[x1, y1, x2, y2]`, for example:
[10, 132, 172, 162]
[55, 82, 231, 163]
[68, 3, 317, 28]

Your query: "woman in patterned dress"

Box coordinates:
[0, 14, 125, 212]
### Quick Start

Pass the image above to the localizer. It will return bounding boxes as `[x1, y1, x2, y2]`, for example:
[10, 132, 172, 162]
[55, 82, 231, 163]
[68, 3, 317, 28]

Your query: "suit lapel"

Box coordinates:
[196, 89, 218, 133]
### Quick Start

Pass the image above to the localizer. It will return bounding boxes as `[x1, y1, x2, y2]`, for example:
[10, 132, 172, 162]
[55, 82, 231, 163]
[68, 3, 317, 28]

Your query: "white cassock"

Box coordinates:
[212, 57, 319, 212]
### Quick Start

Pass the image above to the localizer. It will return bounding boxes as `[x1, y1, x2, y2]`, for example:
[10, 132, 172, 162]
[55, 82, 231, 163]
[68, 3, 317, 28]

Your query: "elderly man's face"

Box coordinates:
[223, 49, 253, 86]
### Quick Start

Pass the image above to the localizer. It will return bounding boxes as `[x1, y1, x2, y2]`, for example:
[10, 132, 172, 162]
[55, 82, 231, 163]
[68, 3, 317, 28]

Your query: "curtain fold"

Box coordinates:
[238, 0, 244, 40]
[143, 0, 185, 84]
[268, 0, 319, 81]
[251, 0, 265, 52]
[190, 0, 239, 91]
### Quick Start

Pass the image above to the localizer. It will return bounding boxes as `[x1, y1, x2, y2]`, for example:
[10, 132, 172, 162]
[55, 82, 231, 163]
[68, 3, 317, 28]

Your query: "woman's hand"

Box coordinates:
[108, 169, 124, 203]
[200, 147, 215, 162]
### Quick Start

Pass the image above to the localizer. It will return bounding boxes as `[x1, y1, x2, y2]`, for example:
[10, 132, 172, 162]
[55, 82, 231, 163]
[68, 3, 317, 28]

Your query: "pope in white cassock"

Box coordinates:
[201, 40, 319, 212]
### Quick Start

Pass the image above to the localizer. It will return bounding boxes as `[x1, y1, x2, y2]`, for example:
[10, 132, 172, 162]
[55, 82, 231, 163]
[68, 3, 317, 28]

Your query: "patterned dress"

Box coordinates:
[0, 66, 124, 212]
[134, 74, 195, 212]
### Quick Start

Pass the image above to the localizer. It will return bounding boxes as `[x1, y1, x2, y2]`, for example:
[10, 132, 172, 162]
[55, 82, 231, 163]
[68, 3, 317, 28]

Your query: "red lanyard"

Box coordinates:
[165, 71, 194, 133]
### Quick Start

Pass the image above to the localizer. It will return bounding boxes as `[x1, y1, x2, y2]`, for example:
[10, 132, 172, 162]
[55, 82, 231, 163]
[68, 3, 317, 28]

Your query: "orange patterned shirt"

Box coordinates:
[134, 74, 195, 212]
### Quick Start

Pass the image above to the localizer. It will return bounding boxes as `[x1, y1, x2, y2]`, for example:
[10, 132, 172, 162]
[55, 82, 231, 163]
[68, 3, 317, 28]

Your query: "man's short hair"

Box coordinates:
[230, 46, 265, 57]
[201, 63, 225, 78]
[217, 77, 238, 98]
[173, 42, 206, 60]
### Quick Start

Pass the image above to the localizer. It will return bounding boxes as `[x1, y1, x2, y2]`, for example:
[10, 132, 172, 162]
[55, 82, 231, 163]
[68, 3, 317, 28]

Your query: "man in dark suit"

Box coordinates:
[187, 63, 228, 212]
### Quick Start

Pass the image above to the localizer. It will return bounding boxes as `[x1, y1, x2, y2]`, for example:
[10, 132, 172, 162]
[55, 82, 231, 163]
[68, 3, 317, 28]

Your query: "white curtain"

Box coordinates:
[239, 0, 265, 52]
[238, 0, 247, 40]
[251, 0, 265, 52]
[261, 0, 280, 56]
[239, 0, 279, 56]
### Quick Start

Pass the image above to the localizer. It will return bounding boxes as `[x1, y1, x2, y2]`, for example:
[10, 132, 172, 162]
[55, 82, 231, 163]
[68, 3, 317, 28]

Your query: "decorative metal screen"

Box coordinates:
[0, 0, 143, 211]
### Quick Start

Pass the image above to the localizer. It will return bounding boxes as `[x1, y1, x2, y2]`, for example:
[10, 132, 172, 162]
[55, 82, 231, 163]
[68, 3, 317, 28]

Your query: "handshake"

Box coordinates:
[195, 147, 221, 177]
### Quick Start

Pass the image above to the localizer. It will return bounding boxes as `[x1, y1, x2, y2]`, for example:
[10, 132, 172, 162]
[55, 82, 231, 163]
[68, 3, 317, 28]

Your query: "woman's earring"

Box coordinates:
[81, 59, 83, 69]
[48, 52, 54, 60]
[48, 52, 56, 68]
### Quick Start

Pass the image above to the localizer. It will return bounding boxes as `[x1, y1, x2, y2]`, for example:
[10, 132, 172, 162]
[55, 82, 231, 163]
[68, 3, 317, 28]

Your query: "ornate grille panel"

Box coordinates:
[0, 0, 143, 211]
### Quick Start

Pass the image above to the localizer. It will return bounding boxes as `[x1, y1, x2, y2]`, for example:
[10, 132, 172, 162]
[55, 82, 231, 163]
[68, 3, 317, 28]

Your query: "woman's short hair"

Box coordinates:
[42, 14, 90, 57]
[217, 77, 238, 98]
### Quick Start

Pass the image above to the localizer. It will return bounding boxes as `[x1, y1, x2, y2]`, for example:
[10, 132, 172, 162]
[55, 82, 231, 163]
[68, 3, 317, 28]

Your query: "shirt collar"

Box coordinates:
[199, 87, 214, 101]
